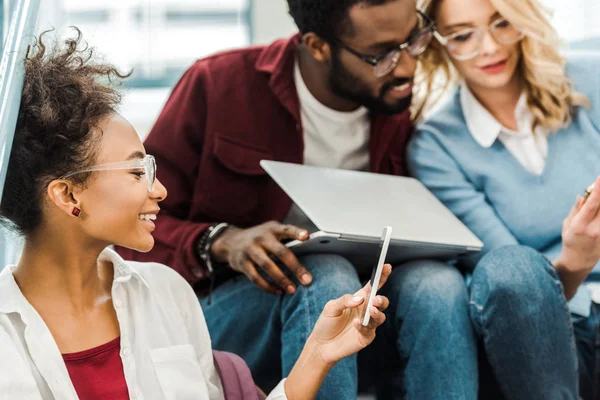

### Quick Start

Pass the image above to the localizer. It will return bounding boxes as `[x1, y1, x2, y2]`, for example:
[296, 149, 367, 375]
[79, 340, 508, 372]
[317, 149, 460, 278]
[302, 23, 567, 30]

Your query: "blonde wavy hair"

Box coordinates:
[413, 0, 589, 132]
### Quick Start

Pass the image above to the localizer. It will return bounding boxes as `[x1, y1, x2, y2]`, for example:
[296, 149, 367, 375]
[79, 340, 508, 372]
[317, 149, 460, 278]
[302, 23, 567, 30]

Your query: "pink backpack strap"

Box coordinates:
[213, 350, 265, 400]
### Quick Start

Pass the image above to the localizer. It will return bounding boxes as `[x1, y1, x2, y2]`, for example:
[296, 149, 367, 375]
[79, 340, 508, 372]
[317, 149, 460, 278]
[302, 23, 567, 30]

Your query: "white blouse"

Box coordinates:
[460, 84, 548, 176]
[0, 248, 287, 399]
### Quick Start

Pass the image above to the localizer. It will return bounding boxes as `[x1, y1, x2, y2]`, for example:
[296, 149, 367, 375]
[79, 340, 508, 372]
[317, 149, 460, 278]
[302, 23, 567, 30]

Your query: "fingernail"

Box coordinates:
[301, 274, 312, 285]
[287, 285, 296, 294]
[299, 230, 308, 238]
[353, 296, 363, 303]
[376, 296, 382, 305]
[372, 307, 379, 315]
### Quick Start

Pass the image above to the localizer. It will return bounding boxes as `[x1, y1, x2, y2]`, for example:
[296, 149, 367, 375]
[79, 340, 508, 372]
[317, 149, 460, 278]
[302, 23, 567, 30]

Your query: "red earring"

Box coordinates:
[72, 207, 81, 217]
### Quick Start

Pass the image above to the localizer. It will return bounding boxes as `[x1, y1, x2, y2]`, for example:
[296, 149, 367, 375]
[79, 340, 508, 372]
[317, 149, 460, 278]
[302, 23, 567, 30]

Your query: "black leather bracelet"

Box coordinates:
[196, 222, 230, 275]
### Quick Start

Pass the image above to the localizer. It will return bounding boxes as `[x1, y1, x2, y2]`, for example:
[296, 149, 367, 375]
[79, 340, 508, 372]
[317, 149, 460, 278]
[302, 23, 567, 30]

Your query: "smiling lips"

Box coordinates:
[388, 81, 413, 98]
[138, 213, 157, 221]
[479, 59, 508, 74]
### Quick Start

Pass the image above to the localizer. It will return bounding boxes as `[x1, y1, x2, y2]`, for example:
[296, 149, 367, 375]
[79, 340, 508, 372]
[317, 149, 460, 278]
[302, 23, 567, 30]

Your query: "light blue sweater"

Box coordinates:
[408, 53, 600, 316]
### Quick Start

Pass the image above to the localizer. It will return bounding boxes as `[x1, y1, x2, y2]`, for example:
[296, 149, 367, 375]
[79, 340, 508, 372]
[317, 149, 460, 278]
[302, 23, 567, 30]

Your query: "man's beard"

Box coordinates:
[328, 51, 412, 115]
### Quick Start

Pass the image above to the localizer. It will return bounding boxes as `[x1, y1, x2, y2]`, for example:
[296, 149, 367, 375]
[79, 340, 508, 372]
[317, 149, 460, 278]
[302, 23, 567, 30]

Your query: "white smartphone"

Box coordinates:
[361, 226, 393, 327]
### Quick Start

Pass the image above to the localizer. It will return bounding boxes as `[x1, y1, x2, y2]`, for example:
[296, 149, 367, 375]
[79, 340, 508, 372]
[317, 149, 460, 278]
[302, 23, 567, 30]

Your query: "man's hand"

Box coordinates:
[209, 221, 311, 294]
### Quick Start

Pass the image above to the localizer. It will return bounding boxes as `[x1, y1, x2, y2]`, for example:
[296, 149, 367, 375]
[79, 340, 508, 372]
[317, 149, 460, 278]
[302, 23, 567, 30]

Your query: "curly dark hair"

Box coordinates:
[287, 0, 390, 41]
[0, 28, 131, 235]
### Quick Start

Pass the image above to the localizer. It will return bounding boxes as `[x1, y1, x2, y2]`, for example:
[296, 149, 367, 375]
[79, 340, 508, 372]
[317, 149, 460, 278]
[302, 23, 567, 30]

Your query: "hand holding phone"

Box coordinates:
[362, 226, 393, 326]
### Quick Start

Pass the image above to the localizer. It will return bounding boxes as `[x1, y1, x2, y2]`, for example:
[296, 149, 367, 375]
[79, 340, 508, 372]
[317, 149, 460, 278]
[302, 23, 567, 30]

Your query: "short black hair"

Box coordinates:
[0, 28, 130, 235]
[287, 0, 390, 41]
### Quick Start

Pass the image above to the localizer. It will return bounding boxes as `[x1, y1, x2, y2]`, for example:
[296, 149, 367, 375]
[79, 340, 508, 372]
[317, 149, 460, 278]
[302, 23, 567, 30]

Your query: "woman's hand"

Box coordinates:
[283, 264, 392, 400]
[555, 176, 600, 298]
[309, 264, 392, 365]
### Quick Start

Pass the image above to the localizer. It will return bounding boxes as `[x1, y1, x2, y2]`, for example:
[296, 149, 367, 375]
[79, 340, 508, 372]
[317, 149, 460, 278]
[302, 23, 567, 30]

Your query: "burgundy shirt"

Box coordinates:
[116, 34, 413, 294]
[63, 337, 129, 400]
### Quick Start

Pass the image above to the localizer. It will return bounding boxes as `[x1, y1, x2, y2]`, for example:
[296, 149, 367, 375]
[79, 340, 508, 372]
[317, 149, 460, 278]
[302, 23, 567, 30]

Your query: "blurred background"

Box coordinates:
[21, 0, 301, 138]
[3, 0, 599, 140]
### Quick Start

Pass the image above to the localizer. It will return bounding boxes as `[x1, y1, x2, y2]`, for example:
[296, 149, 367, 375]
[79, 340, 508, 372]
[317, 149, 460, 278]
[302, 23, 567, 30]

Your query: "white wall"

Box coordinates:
[543, 0, 600, 41]
[252, 1, 600, 45]
[36, 0, 63, 34]
[250, 0, 296, 45]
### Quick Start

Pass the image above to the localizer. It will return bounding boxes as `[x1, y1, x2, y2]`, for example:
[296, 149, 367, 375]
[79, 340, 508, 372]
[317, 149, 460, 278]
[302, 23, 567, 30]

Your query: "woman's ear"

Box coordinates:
[46, 180, 82, 218]
[302, 33, 332, 63]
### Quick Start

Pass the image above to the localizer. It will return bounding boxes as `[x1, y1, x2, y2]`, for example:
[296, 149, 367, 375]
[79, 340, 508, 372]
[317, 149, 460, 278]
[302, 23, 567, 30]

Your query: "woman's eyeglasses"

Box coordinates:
[59, 154, 157, 193]
[435, 18, 525, 61]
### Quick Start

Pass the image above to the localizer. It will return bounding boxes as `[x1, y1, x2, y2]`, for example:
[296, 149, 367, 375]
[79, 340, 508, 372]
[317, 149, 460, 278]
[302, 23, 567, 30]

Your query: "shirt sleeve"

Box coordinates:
[408, 126, 519, 267]
[117, 63, 214, 284]
[266, 379, 287, 400]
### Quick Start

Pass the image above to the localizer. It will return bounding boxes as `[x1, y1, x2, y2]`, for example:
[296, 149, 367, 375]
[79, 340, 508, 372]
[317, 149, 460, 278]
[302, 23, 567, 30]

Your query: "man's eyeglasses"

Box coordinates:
[435, 17, 525, 61]
[334, 10, 442, 78]
[59, 154, 157, 193]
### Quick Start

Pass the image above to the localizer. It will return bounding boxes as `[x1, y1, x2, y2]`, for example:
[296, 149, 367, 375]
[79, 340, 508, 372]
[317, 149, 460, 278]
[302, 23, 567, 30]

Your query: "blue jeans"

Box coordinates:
[201, 255, 481, 399]
[368, 260, 479, 400]
[200, 254, 362, 399]
[573, 303, 600, 400]
[372, 245, 581, 399]
[470, 246, 579, 400]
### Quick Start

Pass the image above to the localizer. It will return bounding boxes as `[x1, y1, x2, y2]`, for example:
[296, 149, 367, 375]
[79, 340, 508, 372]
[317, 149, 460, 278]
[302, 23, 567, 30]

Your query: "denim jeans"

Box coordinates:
[200, 254, 362, 399]
[573, 303, 600, 400]
[367, 260, 479, 400]
[470, 246, 579, 400]
[201, 254, 483, 399]
[372, 245, 582, 400]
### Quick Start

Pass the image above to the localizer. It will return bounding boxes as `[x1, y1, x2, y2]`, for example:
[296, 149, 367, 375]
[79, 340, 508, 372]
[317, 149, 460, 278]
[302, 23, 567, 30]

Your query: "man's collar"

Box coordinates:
[255, 34, 302, 122]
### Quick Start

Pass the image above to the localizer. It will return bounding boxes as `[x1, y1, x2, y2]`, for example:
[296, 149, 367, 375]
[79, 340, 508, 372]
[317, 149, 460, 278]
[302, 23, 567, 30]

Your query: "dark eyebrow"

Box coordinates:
[126, 151, 145, 161]
[367, 21, 420, 52]
[444, 12, 502, 31]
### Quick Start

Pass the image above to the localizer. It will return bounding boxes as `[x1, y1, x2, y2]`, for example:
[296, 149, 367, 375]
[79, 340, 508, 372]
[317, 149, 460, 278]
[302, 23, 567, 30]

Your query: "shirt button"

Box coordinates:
[592, 289, 600, 304]
[131, 390, 139, 398]
[114, 299, 123, 308]
[123, 348, 131, 357]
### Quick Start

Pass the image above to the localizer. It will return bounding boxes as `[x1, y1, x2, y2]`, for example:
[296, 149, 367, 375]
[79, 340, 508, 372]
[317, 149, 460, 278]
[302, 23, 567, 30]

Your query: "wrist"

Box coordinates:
[553, 254, 589, 300]
[301, 335, 336, 371]
[284, 336, 334, 400]
[197, 223, 232, 269]
[553, 253, 593, 277]
[208, 225, 238, 263]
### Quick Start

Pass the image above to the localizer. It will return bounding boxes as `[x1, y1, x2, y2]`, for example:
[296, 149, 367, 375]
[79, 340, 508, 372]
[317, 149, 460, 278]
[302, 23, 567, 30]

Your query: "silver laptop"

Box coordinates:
[260, 160, 483, 272]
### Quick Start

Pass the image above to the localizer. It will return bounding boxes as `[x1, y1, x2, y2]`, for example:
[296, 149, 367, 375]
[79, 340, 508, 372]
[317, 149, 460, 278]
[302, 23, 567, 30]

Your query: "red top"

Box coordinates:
[62, 337, 129, 400]
[115, 34, 413, 294]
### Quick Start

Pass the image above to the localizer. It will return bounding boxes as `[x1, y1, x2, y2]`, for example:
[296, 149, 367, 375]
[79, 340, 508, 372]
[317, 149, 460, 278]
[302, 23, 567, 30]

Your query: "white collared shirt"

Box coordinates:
[460, 84, 548, 175]
[0, 248, 287, 399]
